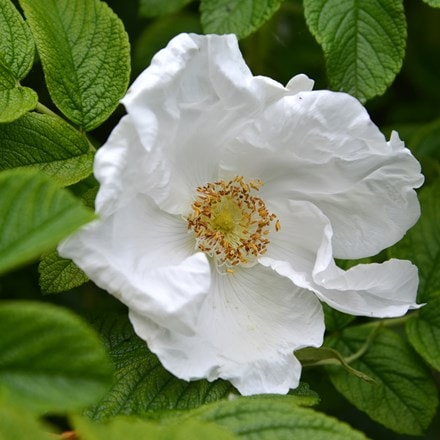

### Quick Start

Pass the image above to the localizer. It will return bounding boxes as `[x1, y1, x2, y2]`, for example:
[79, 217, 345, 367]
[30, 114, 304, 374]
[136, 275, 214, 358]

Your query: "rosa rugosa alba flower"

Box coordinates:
[59, 33, 423, 396]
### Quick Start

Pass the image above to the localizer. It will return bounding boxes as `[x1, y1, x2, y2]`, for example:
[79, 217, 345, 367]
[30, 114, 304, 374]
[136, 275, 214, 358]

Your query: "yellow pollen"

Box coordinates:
[187, 176, 279, 268]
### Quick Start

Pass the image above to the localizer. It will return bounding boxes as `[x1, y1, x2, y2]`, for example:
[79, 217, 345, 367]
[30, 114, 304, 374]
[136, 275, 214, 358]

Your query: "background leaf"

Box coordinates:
[200, 0, 283, 39]
[0, 112, 94, 186]
[303, 0, 406, 101]
[39, 250, 89, 294]
[0, 169, 95, 276]
[85, 314, 234, 420]
[326, 325, 438, 436]
[183, 396, 368, 440]
[422, 0, 440, 7]
[19, 0, 130, 131]
[0, 0, 37, 122]
[139, 0, 193, 17]
[0, 301, 113, 413]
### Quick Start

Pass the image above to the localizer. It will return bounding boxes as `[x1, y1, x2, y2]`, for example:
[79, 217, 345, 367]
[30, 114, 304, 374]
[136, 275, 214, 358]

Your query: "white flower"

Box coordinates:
[59, 33, 423, 396]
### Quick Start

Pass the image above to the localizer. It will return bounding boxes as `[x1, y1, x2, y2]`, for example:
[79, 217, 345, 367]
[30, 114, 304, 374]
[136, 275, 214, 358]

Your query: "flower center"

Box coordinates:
[187, 176, 279, 268]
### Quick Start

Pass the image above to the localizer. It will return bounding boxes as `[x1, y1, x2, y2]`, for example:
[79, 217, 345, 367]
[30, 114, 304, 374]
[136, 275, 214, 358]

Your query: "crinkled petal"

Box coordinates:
[129, 264, 324, 395]
[260, 198, 419, 317]
[59, 195, 210, 333]
[221, 91, 423, 258]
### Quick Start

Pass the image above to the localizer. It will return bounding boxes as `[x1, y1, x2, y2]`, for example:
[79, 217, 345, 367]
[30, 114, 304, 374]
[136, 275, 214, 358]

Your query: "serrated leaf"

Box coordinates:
[406, 292, 440, 372]
[327, 326, 438, 436]
[185, 396, 368, 440]
[200, 0, 283, 39]
[0, 168, 95, 276]
[0, 0, 37, 122]
[74, 415, 238, 440]
[85, 314, 234, 420]
[0, 301, 113, 413]
[139, 0, 193, 17]
[0, 403, 52, 440]
[0, 86, 38, 123]
[303, 0, 406, 101]
[0, 112, 93, 186]
[19, 0, 130, 131]
[39, 250, 89, 294]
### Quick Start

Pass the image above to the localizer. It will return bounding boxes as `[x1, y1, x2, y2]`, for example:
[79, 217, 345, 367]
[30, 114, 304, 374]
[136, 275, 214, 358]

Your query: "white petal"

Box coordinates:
[59, 195, 210, 333]
[221, 90, 423, 258]
[129, 264, 324, 395]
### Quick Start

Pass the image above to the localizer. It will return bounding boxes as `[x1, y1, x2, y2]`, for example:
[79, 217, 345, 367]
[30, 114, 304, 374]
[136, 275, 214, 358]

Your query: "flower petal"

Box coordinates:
[59, 195, 210, 333]
[129, 264, 324, 395]
[221, 91, 423, 258]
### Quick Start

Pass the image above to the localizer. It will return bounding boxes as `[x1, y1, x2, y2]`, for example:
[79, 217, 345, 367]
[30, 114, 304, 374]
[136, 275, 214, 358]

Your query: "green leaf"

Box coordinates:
[39, 250, 89, 294]
[406, 292, 440, 372]
[19, 0, 130, 131]
[139, 0, 193, 17]
[0, 301, 113, 413]
[303, 0, 406, 101]
[322, 303, 355, 332]
[74, 415, 238, 440]
[0, 403, 52, 440]
[422, 0, 440, 7]
[85, 314, 234, 420]
[185, 396, 368, 440]
[0, 0, 37, 122]
[0, 86, 38, 123]
[0, 168, 95, 276]
[327, 326, 438, 436]
[200, 0, 283, 39]
[0, 112, 94, 186]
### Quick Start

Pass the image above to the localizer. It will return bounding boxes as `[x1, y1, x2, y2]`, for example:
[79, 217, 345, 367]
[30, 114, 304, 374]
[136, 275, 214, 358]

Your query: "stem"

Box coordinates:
[35, 101, 60, 119]
[359, 313, 417, 330]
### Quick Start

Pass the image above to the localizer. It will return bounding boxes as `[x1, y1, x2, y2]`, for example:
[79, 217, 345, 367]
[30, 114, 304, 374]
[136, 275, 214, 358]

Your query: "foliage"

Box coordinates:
[0, 0, 439, 438]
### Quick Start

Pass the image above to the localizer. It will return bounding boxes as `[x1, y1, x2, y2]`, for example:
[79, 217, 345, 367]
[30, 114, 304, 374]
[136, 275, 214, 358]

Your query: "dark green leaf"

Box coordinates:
[186, 396, 368, 440]
[74, 415, 238, 440]
[200, 0, 283, 39]
[19, 0, 130, 131]
[303, 0, 406, 101]
[139, 0, 193, 17]
[39, 250, 89, 294]
[322, 303, 355, 332]
[0, 403, 52, 440]
[327, 326, 438, 435]
[85, 314, 234, 420]
[0, 169, 95, 276]
[0, 112, 93, 186]
[0, 301, 113, 413]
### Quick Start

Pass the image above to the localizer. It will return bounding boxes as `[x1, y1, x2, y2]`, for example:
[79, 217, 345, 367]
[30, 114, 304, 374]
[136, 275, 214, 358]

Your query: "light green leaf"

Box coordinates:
[0, 112, 93, 186]
[85, 314, 234, 420]
[0, 0, 37, 122]
[0, 403, 52, 440]
[303, 0, 406, 101]
[39, 250, 89, 294]
[74, 415, 238, 440]
[0, 301, 113, 413]
[0, 168, 95, 276]
[200, 0, 283, 39]
[139, 0, 193, 17]
[186, 396, 368, 440]
[422, 0, 440, 7]
[327, 326, 438, 436]
[0, 0, 34, 79]
[0, 86, 38, 123]
[19, 0, 130, 131]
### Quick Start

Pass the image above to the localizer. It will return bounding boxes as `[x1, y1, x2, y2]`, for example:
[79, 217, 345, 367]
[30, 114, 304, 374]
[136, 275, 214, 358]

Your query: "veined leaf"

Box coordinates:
[0, 169, 95, 276]
[0, 0, 37, 122]
[303, 0, 406, 101]
[327, 326, 438, 436]
[0, 112, 93, 186]
[200, 0, 283, 39]
[19, 0, 130, 131]
[0, 301, 113, 413]
[85, 313, 234, 420]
